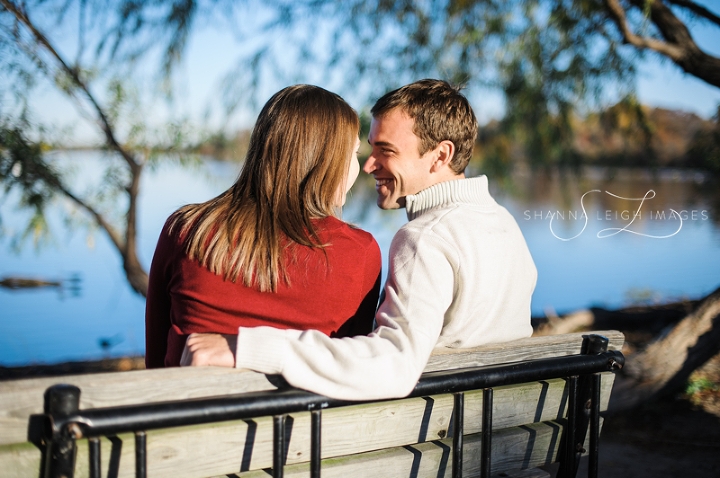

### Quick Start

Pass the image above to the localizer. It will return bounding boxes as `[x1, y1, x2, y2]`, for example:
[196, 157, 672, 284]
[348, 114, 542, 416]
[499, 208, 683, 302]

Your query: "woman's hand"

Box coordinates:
[180, 333, 237, 367]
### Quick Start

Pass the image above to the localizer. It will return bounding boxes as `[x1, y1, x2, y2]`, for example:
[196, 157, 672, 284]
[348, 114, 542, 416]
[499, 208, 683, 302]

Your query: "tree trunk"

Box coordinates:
[609, 286, 720, 411]
[534, 287, 720, 411]
[124, 253, 149, 297]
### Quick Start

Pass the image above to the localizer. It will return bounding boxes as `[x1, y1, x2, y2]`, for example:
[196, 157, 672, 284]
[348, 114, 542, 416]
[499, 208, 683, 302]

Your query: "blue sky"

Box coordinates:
[27, 4, 720, 145]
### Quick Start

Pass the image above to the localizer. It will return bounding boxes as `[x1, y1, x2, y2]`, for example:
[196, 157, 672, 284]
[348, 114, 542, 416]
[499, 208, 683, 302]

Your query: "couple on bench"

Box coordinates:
[145, 79, 537, 401]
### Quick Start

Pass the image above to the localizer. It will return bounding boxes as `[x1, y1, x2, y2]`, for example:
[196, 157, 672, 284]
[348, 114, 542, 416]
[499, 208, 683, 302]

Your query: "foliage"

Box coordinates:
[0, 121, 56, 248]
[684, 372, 720, 408]
[474, 121, 516, 179]
[686, 106, 720, 174]
[471, 98, 718, 176]
[685, 375, 718, 395]
[103, 0, 719, 172]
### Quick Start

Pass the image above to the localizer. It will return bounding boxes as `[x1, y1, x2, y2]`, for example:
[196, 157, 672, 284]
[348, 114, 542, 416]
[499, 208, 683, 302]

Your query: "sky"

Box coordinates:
[22, 3, 720, 145]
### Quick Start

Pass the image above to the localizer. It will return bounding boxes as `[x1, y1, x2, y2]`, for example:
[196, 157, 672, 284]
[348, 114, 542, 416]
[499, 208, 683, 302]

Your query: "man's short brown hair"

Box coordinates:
[371, 79, 478, 174]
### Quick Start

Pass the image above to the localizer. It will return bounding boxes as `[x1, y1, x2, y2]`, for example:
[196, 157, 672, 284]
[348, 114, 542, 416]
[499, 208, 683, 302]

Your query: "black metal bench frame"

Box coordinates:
[40, 334, 623, 478]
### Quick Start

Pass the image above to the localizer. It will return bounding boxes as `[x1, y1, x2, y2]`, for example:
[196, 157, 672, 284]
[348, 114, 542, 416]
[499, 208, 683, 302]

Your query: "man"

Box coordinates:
[181, 79, 537, 400]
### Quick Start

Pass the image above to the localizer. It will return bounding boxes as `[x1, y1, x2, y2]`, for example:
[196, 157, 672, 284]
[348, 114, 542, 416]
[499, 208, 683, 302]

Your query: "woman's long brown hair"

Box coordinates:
[169, 85, 360, 292]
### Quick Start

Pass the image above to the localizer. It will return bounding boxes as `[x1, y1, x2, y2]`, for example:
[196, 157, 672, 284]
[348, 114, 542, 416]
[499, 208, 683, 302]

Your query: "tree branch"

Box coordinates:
[59, 172, 149, 296]
[639, 0, 720, 88]
[48, 176, 126, 254]
[2, 0, 150, 295]
[0, 0, 140, 171]
[603, 0, 684, 60]
[604, 0, 720, 89]
[666, 0, 720, 28]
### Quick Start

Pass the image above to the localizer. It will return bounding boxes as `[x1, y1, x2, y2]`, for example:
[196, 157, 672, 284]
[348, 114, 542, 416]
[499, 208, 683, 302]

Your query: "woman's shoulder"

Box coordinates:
[321, 216, 378, 249]
[157, 210, 190, 247]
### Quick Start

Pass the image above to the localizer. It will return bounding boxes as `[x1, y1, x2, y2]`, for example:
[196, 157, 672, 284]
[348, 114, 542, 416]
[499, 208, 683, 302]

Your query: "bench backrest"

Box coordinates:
[0, 331, 624, 478]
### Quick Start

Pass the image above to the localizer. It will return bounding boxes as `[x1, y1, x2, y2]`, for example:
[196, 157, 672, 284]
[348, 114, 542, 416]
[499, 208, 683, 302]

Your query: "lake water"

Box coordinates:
[1, 151, 719, 366]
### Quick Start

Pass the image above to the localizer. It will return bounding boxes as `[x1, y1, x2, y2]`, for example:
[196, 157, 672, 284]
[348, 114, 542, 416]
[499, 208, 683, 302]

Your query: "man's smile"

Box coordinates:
[374, 178, 393, 189]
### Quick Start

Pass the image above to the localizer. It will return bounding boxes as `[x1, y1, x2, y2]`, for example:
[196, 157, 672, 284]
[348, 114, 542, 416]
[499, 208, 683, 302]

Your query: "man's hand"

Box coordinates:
[180, 333, 237, 367]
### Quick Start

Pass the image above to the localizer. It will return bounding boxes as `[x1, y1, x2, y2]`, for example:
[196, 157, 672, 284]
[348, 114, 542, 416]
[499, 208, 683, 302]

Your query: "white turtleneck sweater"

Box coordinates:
[234, 176, 537, 400]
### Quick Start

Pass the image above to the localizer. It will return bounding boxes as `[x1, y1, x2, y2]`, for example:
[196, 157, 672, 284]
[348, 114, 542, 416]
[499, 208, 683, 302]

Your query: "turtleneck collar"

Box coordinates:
[404, 176, 497, 221]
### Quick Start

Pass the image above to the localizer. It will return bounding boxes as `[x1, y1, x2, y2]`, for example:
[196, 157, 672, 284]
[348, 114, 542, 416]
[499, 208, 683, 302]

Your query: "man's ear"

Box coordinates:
[430, 140, 456, 173]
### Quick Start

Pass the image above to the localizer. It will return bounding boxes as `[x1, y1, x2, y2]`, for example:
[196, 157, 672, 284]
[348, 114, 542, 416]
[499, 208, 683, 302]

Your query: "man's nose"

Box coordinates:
[363, 155, 377, 174]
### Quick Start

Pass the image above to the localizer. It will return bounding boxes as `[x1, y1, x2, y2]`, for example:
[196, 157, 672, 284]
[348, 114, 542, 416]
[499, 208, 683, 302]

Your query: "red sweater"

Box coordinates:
[145, 216, 382, 368]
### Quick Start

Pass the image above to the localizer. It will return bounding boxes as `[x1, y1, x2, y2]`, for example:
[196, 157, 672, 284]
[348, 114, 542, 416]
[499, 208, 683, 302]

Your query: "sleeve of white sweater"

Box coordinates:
[234, 227, 456, 400]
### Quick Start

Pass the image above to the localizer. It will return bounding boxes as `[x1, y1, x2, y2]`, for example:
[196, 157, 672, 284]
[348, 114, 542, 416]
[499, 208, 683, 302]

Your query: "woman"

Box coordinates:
[145, 85, 381, 368]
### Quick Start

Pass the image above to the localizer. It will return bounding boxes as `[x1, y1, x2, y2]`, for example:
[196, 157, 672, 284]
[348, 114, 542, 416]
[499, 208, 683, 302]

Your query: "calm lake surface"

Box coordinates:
[1, 151, 719, 365]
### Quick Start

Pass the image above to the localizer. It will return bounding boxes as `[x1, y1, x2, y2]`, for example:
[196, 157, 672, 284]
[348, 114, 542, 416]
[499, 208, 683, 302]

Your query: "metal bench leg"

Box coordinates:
[135, 431, 147, 478]
[273, 415, 286, 478]
[452, 392, 464, 478]
[311, 410, 322, 478]
[89, 437, 101, 478]
[481, 388, 493, 478]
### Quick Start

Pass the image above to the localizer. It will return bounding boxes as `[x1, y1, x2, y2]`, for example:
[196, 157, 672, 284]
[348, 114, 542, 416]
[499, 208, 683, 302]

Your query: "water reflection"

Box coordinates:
[0, 272, 82, 297]
[500, 166, 719, 225]
[1, 154, 719, 366]
[492, 166, 720, 321]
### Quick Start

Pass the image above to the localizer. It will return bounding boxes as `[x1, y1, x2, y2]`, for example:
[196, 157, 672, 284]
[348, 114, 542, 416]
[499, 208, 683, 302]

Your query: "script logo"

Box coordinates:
[548, 190, 682, 241]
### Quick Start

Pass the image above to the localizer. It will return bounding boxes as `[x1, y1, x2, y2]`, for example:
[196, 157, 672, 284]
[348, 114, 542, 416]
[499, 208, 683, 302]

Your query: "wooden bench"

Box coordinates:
[0, 331, 624, 478]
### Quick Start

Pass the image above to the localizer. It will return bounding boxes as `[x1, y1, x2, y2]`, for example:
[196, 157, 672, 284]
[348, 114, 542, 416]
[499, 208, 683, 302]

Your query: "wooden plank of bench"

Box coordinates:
[0, 330, 623, 448]
[424, 330, 624, 372]
[0, 374, 615, 477]
[0, 442, 37, 478]
[0, 366, 277, 448]
[231, 419, 591, 478]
